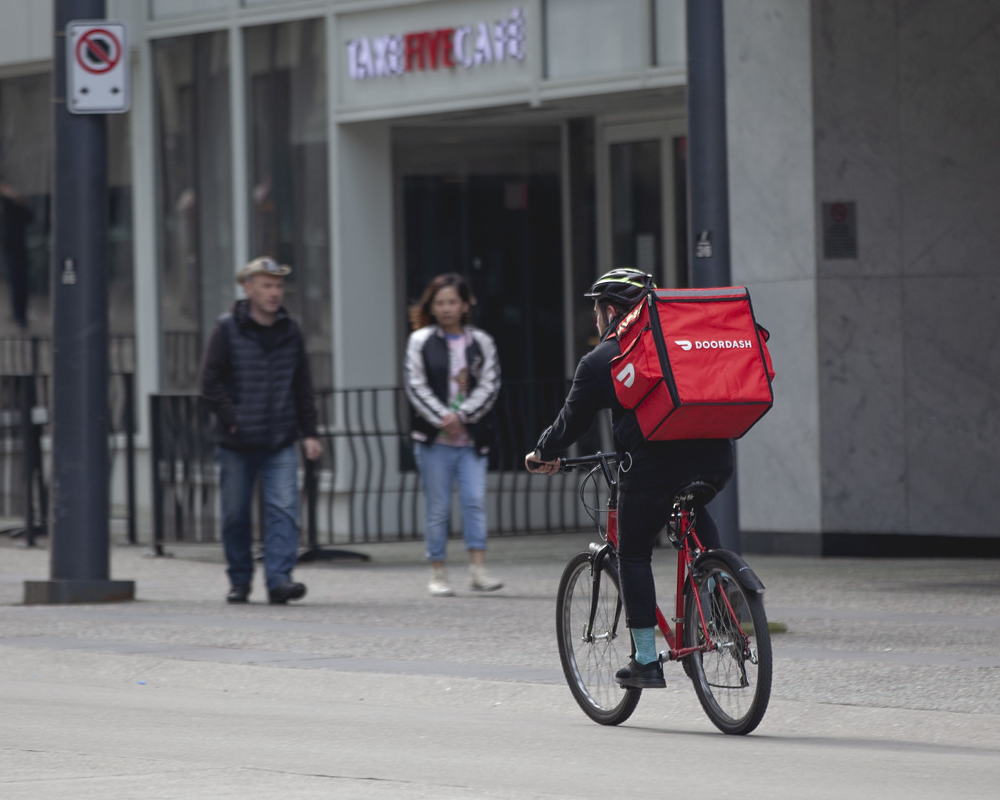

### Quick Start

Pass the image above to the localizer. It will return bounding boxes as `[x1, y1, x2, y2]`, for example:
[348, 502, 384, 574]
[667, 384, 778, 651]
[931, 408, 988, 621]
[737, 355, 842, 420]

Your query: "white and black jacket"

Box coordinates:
[404, 325, 500, 453]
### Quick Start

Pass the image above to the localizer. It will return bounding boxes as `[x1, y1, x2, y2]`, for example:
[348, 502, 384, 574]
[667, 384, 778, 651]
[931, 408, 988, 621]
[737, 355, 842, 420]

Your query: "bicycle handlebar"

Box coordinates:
[558, 452, 622, 474]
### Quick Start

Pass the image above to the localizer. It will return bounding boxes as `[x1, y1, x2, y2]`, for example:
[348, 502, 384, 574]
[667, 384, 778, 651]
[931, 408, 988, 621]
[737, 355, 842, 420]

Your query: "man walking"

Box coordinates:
[200, 256, 323, 604]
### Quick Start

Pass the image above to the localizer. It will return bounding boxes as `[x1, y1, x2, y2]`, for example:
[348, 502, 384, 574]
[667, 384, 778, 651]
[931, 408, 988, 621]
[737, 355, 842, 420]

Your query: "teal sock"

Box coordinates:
[631, 626, 657, 665]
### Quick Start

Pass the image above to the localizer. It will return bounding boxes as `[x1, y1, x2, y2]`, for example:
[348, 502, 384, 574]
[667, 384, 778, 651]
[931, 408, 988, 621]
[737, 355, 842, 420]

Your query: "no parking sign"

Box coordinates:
[67, 21, 130, 114]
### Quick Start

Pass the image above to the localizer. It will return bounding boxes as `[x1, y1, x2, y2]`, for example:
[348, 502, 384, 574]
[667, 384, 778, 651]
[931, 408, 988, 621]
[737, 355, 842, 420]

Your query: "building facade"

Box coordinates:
[0, 0, 997, 554]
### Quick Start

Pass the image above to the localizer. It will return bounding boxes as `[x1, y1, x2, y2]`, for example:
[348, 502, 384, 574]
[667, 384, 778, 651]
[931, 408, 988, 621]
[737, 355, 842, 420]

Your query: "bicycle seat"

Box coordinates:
[672, 480, 718, 508]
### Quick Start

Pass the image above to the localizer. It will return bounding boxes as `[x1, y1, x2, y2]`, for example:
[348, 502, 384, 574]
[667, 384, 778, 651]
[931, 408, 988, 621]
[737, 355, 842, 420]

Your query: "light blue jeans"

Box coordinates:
[216, 444, 300, 591]
[414, 442, 488, 562]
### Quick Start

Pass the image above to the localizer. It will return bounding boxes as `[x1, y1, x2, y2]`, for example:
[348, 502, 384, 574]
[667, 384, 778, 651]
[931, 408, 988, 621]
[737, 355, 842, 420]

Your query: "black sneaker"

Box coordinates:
[615, 658, 666, 689]
[226, 584, 250, 604]
[268, 581, 307, 605]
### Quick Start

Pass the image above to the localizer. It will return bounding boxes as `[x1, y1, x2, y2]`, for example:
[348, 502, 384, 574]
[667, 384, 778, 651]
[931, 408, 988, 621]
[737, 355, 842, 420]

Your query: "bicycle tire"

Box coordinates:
[683, 555, 772, 735]
[556, 551, 641, 725]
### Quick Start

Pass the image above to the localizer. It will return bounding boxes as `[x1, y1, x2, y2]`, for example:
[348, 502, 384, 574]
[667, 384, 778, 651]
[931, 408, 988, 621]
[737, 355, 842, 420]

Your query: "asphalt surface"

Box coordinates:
[1, 531, 999, 798]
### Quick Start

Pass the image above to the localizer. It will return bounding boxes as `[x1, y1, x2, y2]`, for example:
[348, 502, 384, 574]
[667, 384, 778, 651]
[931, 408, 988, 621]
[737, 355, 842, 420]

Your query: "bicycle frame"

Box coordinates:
[605, 502, 720, 662]
[565, 452, 728, 664]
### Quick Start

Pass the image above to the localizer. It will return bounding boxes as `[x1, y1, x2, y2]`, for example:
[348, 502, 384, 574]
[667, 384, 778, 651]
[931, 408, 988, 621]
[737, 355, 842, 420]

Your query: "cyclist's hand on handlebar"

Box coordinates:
[524, 451, 560, 475]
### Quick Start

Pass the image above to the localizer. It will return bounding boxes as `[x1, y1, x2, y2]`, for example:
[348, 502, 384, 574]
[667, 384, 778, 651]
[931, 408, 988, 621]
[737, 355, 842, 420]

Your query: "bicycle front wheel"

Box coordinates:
[683, 556, 772, 735]
[556, 551, 641, 725]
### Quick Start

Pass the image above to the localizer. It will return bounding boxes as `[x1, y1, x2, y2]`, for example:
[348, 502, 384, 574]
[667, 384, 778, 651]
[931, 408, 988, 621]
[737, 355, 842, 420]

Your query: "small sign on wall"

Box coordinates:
[822, 201, 857, 260]
[67, 21, 130, 114]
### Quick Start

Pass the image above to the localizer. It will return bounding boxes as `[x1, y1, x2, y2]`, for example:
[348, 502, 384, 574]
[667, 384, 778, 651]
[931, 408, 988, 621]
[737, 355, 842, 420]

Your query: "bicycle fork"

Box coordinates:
[582, 542, 624, 644]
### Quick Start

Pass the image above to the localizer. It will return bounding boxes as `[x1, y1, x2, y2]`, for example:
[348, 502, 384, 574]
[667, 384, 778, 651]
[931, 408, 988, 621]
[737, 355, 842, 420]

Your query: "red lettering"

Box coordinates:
[441, 28, 456, 68]
[405, 32, 425, 71]
[427, 28, 456, 69]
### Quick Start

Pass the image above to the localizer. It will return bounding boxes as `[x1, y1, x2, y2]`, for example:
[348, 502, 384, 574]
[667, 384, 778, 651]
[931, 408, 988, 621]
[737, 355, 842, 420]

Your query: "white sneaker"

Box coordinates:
[470, 564, 503, 592]
[428, 568, 455, 597]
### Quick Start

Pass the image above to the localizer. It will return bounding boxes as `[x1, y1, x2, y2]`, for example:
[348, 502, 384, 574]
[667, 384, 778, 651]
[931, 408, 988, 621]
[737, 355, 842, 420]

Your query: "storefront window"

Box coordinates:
[0, 72, 52, 338]
[0, 73, 133, 354]
[245, 20, 332, 389]
[108, 115, 135, 341]
[610, 140, 663, 279]
[395, 126, 564, 385]
[154, 32, 233, 391]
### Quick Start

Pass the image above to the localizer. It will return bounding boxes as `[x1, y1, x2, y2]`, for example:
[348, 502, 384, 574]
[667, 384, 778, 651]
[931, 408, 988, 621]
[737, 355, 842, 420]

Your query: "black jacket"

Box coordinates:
[535, 327, 733, 491]
[404, 325, 500, 453]
[200, 300, 318, 453]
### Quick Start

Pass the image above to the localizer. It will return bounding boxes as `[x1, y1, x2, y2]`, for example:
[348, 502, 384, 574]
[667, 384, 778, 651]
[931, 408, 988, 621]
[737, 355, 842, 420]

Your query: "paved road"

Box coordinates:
[1, 533, 999, 798]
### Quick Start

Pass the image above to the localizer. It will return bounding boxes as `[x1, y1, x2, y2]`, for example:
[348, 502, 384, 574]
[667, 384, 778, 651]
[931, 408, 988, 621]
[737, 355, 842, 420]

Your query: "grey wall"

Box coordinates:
[813, 0, 1000, 538]
[726, 0, 822, 540]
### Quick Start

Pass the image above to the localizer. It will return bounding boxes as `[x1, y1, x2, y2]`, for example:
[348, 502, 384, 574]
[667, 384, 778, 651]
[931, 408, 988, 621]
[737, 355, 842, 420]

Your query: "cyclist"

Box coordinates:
[525, 268, 734, 689]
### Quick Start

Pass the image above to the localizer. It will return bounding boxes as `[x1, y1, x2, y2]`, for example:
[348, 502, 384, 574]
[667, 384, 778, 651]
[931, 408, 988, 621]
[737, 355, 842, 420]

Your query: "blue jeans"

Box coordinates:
[217, 444, 300, 590]
[414, 442, 488, 562]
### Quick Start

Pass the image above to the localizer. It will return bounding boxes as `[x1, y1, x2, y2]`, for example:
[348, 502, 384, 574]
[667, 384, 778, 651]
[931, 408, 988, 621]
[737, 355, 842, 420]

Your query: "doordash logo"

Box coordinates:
[347, 7, 526, 80]
[615, 363, 636, 388]
[675, 339, 753, 351]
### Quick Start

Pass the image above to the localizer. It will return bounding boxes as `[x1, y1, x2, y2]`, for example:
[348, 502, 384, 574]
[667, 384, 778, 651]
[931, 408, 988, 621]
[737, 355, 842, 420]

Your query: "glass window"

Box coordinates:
[395, 126, 564, 382]
[245, 20, 332, 390]
[0, 72, 52, 337]
[154, 32, 233, 391]
[0, 72, 134, 369]
[610, 140, 663, 279]
[545, 0, 646, 80]
[108, 114, 135, 341]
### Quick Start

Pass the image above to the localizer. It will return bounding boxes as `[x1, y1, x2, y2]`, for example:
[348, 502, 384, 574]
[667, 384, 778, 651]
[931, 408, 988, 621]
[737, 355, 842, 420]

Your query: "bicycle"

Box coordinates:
[554, 452, 772, 735]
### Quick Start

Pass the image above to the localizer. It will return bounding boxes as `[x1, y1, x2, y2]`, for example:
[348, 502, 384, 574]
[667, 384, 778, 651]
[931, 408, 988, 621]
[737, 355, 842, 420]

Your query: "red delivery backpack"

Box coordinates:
[609, 286, 775, 440]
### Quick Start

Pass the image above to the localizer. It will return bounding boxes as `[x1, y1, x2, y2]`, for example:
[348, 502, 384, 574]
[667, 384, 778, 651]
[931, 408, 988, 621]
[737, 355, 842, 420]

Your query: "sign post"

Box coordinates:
[24, 3, 133, 603]
[686, 0, 741, 553]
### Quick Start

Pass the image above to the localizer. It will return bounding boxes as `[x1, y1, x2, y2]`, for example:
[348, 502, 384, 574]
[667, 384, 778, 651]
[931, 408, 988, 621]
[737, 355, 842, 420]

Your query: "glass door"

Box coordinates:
[597, 120, 688, 288]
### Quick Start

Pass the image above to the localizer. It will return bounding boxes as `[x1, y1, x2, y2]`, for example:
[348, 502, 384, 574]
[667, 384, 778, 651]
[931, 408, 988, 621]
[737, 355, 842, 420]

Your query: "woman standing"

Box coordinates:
[405, 273, 502, 596]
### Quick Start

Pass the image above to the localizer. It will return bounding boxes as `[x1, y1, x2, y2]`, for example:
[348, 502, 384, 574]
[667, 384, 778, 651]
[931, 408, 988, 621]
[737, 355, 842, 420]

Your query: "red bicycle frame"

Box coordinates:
[605, 504, 718, 661]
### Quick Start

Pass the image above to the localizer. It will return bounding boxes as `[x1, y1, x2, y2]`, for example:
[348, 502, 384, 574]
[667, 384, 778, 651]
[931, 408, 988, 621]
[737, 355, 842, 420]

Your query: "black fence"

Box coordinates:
[150, 381, 611, 551]
[0, 336, 137, 546]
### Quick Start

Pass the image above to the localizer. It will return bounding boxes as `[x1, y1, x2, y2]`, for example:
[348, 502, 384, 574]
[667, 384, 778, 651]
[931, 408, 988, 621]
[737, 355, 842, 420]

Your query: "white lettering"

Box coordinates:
[347, 39, 366, 79]
[474, 21, 493, 65]
[507, 7, 526, 60]
[491, 21, 506, 62]
[689, 339, 754, 350]
[349, 7, 527, 81]
[373, 35, 404, 76]
[453, 25, 473, 67]
[616, 363, 636, 388]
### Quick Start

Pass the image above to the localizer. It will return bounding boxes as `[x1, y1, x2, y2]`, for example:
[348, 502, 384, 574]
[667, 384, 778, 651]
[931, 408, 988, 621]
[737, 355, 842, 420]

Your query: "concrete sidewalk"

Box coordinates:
[2, 532, 999, 709]
[1, 534, 999, 798]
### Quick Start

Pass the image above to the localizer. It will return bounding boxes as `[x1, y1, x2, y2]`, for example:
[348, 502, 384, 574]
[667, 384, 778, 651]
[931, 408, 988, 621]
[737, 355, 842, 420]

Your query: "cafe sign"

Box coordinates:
[347, 7, 526, 80]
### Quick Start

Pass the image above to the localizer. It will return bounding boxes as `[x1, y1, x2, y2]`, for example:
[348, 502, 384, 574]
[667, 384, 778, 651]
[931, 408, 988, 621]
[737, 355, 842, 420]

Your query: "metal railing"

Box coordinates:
[0, 336, 138, 545]
[150, 381, 608, 551]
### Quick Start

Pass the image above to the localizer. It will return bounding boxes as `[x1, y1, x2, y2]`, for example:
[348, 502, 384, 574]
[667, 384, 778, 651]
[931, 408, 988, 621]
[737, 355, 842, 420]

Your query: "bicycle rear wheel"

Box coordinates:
[556, 551, 641, 725]
[683, 556, 772, 735]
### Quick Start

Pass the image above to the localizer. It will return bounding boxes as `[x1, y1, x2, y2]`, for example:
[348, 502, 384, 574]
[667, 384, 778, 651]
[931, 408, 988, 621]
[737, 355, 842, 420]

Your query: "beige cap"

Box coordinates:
[236, 256, 291, 283]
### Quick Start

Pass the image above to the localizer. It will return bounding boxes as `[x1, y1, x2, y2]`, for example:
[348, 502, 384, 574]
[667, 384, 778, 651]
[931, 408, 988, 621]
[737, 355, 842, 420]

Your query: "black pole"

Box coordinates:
[686, 0, 740, 553]
[24, 0, 134, 603]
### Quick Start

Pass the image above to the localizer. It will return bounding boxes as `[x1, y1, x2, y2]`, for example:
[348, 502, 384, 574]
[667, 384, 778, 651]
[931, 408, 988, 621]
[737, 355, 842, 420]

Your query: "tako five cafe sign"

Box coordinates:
[347, 7, 526, 80]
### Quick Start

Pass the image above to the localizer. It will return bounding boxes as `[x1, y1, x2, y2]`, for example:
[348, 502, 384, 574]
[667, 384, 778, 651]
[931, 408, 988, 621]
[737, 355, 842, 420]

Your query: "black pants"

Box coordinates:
[617, 485, 723, 630]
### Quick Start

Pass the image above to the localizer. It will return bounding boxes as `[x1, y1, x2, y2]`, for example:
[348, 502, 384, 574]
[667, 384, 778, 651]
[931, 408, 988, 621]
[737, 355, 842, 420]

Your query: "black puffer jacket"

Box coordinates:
[535, 326, 733, 491]
[200, 300, 318, 453]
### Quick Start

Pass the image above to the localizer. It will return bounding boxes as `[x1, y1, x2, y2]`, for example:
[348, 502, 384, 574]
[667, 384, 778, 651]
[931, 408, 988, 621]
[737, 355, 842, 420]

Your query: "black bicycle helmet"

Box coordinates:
[584, 268, 655, 308]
